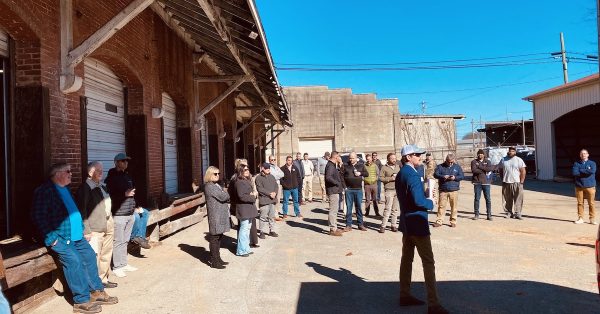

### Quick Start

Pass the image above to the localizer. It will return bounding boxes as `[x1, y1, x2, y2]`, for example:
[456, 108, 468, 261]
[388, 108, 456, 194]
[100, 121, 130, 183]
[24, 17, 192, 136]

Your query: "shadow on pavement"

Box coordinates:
[299, 262, 600, 313]
[566, 242, 595, 249]
[178, 243, 211, 266]
[286, 220, 328, 234]
[518, 179, 577, 198]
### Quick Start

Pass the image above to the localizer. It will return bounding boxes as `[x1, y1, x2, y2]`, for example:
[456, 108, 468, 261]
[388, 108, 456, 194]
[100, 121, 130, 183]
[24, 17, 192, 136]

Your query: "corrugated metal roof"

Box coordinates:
[523, 73, 599, 101]
[157, 0, 290, 126]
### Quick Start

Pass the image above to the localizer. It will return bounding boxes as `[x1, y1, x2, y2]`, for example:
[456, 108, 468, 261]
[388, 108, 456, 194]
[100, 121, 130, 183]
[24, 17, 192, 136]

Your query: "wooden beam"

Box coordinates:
[195, 0, 281, 124]
[197, 75, 248, 117]
[159, 209, 205, 238]
[235, 108, 267, 138]
[253, 124, 273, 143]
[151, 1, 200, 51]
[235, 106, 262, 110]
[194, 74, 250, 83]
[264, 129, 284, 147]
[147, 195, 205, 225]
[67, 0, 154, 67]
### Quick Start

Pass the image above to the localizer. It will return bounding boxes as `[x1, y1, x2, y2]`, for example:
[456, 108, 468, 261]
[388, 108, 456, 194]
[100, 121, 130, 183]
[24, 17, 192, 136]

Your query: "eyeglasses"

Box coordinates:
[269, 159, 275, 161]
[62, 169, 72, 174]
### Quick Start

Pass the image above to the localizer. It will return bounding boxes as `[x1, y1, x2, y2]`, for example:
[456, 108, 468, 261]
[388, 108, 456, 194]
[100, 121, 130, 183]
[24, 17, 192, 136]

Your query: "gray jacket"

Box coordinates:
[255, 172, 278, 206]
[205, 182, 231, 235]
[76, 179, 111, 234]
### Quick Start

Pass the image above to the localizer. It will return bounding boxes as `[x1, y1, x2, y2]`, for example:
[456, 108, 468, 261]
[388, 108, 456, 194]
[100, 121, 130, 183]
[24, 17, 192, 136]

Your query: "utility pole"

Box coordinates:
[522, 117, 526, 146]
[560, 32, 568, 84]
[479, 115, 483, 148]
[471, 118, 475, 152]
[421, 100, 426, 114]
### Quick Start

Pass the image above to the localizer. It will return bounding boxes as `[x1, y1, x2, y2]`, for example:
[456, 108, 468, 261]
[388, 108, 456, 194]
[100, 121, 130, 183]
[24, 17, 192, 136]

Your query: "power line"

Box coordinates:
[276, 52, 552, 66]
[276, 60, 558, 72]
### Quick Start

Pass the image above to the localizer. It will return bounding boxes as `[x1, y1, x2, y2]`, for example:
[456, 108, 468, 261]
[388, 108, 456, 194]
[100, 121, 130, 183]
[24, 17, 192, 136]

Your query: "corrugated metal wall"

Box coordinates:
[533, 81, 599, 180]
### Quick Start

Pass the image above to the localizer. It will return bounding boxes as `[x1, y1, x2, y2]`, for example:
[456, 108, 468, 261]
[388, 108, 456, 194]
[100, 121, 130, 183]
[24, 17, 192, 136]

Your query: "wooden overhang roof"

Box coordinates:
[157, 0, 291, 126]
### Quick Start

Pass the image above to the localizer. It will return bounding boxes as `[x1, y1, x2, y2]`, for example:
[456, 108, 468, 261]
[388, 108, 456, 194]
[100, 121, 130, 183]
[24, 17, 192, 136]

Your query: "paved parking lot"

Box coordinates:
[35, 179, 600, 313]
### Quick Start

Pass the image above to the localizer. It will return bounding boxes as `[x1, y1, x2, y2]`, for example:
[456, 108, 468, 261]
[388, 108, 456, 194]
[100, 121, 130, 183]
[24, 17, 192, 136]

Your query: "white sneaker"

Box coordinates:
[574, 218, 584, 224]
[122, 264, 138, 272]
[590, 220, 598, 225]
[113, 268, 127, 278]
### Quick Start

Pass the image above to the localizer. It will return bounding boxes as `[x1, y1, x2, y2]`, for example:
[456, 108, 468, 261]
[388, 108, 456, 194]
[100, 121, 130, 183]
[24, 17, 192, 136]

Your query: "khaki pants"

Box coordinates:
[89, 216, 114, 283]
[436, 191, 458, 224]
[400, 234, 440, 306]
[275, 184, 282, 208]
[302, 175, 313, 201]
[502, 182, 524, 217]
[328, 193, 342, 230]
[576, 186, 596, 220]
[381, 190, 399, 228]
[319, 175, 328, 202]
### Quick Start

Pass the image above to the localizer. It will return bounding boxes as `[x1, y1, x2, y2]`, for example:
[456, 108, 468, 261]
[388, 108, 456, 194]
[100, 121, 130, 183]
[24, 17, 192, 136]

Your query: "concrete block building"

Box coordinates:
[268, 86, 462, 164]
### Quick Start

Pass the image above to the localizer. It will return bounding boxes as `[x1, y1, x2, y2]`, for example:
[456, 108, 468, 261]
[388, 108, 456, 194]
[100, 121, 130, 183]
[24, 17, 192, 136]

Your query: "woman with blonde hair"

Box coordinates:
[204, 166, 230, 269]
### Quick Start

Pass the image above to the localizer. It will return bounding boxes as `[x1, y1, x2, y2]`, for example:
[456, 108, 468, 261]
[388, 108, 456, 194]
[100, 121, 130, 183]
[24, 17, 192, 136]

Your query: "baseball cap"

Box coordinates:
[114, 153, 131, 161]
[324, 152, 331, 157]
[262, 162, 271, 169]
[400, 144, 426, 157]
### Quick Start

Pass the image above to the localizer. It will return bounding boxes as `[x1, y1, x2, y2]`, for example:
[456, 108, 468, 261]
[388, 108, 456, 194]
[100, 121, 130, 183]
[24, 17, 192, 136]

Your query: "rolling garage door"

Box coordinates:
[84, 58, 125, 177]
[0, 30, 8, 57]
[162, 93, 178, 194]
[298, 138, 333, 158]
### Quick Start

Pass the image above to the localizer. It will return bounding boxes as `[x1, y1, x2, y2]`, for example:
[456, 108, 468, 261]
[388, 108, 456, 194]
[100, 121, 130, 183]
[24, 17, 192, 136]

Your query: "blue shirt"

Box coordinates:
[55, 184, 83, 241]
[572, 160, 597, 188]
[396, 164, 434, 236]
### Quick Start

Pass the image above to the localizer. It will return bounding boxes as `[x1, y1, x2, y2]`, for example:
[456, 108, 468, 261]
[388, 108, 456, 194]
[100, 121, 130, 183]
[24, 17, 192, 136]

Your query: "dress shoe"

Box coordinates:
[399, 295, 425, 306]
[358, 225, 367, 231]
[210, 261, 226, 269]
[282, 215, 289, 219]
[391, 226, 398, 232]
[269, 231, 279, 237]
[250, 244, 260, 248]
[378, 227, 385, 234]
[450, 222, 456, 228]
[258, 233, 266, 239]
[472, 215, 479, 220]
[433, 222, 442, 228]
[343, 226, 352, 232]
[297, 215, 304, 219]
[132, 237, 151, 249]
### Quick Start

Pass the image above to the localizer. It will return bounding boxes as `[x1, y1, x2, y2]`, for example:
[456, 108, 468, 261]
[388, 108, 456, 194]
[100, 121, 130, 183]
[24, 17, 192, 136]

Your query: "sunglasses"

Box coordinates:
[213, 172, 220, 175]
[411, 153, 422, 157]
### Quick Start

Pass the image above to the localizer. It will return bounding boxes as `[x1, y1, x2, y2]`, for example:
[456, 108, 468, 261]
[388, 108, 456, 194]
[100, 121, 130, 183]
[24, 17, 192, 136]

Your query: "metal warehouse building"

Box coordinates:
[524, 73, 600, 180]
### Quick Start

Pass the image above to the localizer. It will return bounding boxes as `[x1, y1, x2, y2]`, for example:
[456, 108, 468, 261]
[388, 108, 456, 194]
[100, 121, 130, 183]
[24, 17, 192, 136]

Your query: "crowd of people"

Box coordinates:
[30, 153, 152, 313]
[29, 143, 596, 314]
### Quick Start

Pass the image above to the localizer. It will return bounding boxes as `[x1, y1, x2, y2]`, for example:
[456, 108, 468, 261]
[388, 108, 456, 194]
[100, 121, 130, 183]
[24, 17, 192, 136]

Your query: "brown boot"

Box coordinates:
[90, 290, 118, 305]
[73, 301, 102, 313]
[329, 229, 343, 236]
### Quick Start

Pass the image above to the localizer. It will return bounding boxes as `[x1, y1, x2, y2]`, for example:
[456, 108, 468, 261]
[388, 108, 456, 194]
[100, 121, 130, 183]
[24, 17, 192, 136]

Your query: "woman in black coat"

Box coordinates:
[204, 166, 230, 269]
[234, 164, 258, 257]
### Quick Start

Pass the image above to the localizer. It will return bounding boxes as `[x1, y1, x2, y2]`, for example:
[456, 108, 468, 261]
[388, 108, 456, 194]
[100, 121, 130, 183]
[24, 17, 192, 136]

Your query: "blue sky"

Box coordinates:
[256, 0, 598, 137]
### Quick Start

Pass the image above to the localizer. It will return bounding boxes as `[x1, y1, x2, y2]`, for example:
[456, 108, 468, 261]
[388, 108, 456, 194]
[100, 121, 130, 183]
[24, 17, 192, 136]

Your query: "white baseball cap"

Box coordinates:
[400, 144, 426, 156]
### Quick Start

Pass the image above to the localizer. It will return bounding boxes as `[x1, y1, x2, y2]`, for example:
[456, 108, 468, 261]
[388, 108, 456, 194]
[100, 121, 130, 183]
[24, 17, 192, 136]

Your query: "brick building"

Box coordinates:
[0, 0, 290, 311]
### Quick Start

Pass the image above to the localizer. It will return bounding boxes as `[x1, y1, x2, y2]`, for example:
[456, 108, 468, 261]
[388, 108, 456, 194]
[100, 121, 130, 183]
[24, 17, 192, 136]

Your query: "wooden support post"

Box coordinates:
[60, 0, 82, 93]
[264, 129, 284, 147]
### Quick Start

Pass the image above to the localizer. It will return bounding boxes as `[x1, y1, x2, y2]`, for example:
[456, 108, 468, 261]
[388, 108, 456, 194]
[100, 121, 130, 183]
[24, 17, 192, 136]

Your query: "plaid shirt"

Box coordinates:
[31, 180, 84, 246]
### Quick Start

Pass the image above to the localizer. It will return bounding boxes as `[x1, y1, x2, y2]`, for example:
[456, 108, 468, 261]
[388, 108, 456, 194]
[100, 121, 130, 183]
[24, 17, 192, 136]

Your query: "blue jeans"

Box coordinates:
[49, 239, 104, 304]
[474, 184, 492, 216]
[282, 188, 301, 216]
[131, 208, 149, 240]
[377, 180, 382, 201]
[345, 188, 364, 226]
[237, 219, 251, 255]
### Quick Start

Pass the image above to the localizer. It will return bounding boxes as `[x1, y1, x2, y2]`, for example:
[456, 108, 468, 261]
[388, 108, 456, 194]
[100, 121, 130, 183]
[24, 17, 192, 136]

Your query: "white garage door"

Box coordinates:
[162, 93, 178, 194]
[298, 138, 333, 158]
[201, 117, 209, 176]
[84, 58, 125, 178]
[0, 30, 8, 57]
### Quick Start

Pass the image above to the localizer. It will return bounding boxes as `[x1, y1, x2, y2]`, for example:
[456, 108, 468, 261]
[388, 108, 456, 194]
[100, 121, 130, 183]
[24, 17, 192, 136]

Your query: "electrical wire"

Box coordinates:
[276, 60, 558, 72]
[276, 52, 552, 67]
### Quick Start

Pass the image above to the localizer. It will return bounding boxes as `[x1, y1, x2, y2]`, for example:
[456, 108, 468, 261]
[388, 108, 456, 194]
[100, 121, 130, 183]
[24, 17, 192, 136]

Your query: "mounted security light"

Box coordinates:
[248, 31, 258, 39]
